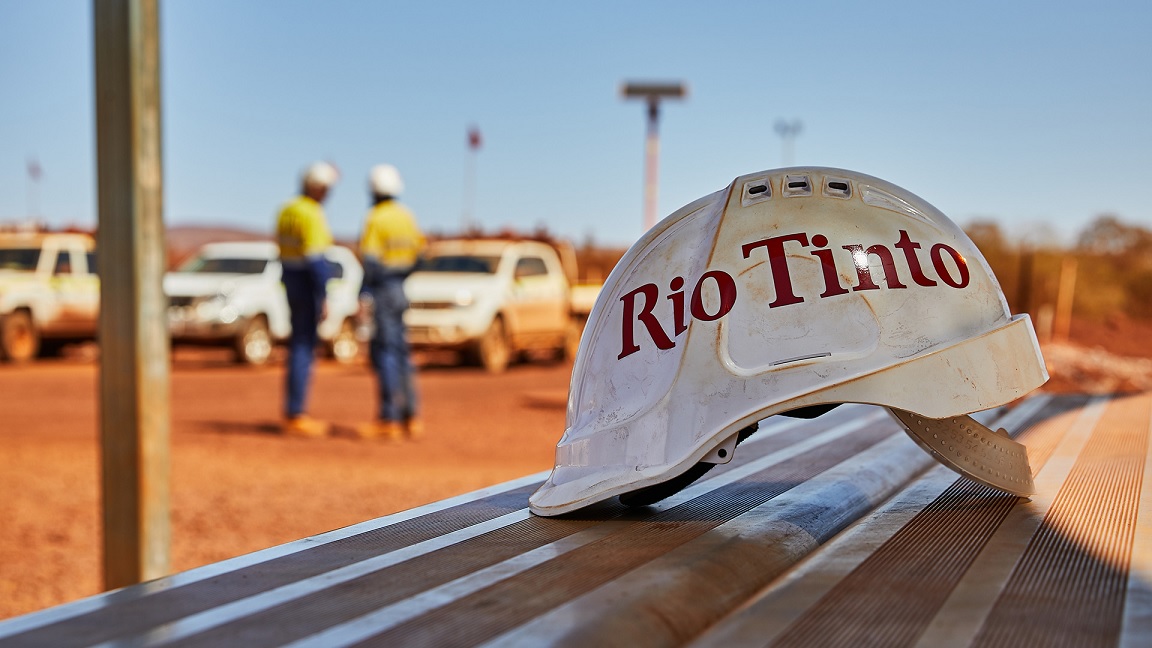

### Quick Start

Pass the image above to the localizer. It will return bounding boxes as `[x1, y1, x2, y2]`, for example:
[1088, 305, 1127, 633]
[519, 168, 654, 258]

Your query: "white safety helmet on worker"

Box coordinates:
[302, 161, 340, 190]
[529, 167, 1048, 517]
[369, 164, 404, 197]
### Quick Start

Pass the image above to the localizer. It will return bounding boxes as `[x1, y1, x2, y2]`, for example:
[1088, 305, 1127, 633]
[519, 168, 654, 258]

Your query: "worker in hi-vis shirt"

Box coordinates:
[355, 164, 426, 442]
[276, 161, 338, 438]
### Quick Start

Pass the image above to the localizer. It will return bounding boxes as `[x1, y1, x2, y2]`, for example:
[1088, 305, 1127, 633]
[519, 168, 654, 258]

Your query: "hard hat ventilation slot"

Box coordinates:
[823, 178, 852, 199]
[740, 177, 773, 206]
[782, 175, 812, 197]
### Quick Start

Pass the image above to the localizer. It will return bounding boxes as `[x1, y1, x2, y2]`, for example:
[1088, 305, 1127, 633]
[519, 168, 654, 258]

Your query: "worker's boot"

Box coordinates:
[283, 415, 330, 439]
[405, 418, 424, 440]
[355, 420, 404, 441]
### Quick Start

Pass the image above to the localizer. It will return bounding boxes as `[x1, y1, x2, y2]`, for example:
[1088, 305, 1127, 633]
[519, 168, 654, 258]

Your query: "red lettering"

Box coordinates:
[867, 244, 906, 289]
[893, 229, 936, 287]
[931, 244, 970, 288]
[690, 271, 737, 321]
[618, 231, 973, 362]
[742, 232, 809, 308]
[843, 244, 878, 291]
[668, 277, 687, 335]
[619, 283, 676, 359]
[810, 234, 849, 298]
[844, 244, 907, 291]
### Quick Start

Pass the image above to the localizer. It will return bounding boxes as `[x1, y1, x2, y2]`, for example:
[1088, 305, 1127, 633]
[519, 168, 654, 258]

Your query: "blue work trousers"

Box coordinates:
[367, 275, 418, 422]
[283, 265, 325, 418]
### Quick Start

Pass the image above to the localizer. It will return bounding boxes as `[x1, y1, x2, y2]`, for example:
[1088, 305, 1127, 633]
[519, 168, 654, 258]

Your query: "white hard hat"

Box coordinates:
[302, 161, 340, 188]
[529, 167, 1048, 517]
[369, 164, 404, 197]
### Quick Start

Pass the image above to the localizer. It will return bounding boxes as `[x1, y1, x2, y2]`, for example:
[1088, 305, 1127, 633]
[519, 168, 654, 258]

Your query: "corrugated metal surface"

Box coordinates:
[0, 394, 1148, 648]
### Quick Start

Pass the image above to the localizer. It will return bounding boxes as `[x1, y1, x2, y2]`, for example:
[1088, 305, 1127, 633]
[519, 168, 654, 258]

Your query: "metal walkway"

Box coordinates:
[1, 393, 1148, 647]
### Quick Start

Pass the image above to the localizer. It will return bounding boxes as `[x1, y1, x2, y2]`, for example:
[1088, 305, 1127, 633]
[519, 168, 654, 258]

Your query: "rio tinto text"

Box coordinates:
[618, 229, 970, 359]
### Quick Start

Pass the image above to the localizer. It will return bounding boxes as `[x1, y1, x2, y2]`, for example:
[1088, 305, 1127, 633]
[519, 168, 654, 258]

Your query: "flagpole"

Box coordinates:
[462, 125, 481, 233]
[27, 158, 41, 223]
[462, 150, 474, 232]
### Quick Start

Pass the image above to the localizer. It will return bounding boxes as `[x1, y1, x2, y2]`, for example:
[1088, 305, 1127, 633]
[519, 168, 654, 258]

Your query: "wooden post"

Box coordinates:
[1054, 256, 1078, 343]
[93, 0, 171, 589]
[1016, 245, 1034, 318]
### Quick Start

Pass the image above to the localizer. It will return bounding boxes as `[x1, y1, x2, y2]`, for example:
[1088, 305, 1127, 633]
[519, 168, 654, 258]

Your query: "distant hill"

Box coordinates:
[6, 221, 627, 281]
[166, 224, 271, 269]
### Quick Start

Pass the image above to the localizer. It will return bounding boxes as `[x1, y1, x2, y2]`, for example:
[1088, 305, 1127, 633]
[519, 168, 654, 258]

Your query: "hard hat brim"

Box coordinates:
[530, 314, 1045, 517]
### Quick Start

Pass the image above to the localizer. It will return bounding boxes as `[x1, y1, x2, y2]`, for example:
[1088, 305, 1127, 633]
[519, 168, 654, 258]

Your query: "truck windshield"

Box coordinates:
[0, 248, 40, 271]
[417, 255, 500, 274]
[179, 257, 268, 275]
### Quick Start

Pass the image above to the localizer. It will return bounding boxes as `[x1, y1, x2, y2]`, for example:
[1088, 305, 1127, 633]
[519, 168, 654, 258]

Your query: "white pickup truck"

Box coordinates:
[403, 238, 590, 373]
[164, 241, 364, 365]
[0, 231, 99, 362]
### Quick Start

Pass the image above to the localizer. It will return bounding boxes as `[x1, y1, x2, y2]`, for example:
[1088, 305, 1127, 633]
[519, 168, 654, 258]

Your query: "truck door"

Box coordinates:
[510, 255, 564, 335]
[50, 247, 100, 334]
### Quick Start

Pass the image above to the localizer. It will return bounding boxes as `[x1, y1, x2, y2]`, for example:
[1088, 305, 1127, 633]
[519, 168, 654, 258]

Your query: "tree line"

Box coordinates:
[965, 215, 1152, 330]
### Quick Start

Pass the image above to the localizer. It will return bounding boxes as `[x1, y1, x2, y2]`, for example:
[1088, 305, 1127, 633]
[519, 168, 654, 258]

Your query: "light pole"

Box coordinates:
[774, 119, 802, 166]
[622, 81, 686, 232]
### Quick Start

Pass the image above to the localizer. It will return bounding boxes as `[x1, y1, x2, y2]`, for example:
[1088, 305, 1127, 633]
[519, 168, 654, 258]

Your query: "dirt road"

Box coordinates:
[0, 349, 571, 620]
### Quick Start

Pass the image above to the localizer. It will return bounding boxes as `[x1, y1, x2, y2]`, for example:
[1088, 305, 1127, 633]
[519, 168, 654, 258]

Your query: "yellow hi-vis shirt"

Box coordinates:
[359, 201, 425, 270]
[276, 195, 333, 261]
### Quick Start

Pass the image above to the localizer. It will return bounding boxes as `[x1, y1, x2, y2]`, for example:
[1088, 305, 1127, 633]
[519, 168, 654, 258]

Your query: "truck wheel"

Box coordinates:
[477, 317, 511, 374]
[329, 318, 359, 364]
[234, 316, 272, 366]
[0, 310, 39, 363]
[38, 340, 66, 358]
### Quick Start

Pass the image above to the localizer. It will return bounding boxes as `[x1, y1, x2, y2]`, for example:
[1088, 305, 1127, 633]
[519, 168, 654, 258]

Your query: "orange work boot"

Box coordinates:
[355, 420, 404, 441]
[283, 415, 330, 439]
[405, 418, 424, 440]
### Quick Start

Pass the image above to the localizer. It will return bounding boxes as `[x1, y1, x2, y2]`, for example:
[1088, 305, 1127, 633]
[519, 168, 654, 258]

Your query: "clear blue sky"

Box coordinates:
[2, 0, 1150, 247]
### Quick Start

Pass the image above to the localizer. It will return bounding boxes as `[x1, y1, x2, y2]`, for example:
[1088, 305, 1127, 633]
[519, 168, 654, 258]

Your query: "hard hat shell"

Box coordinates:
[369, 164, 404, 197]
[529, 167, 1048, 517]
[302, 161, 340, 188]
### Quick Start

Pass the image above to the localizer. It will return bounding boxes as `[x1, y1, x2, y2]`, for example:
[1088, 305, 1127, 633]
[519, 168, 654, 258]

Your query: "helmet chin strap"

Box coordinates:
[887, 408, 1035, 497]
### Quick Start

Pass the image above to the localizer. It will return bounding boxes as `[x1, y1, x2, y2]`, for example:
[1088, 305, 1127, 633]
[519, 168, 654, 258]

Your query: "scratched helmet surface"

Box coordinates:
[529, 167, 1048, 517]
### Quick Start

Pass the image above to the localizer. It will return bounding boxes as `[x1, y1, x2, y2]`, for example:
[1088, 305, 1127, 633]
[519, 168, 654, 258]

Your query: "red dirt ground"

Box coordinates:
[1, 314, 1149, 621]
[1042, 315, 1152, 393]
[0, 349, 571, 620]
